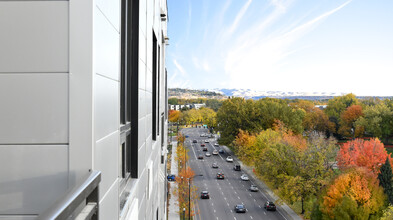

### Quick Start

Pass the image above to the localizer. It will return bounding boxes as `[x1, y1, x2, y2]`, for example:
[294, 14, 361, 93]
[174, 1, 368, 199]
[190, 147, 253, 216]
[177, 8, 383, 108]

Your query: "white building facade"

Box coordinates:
[0, 0, 168, 219]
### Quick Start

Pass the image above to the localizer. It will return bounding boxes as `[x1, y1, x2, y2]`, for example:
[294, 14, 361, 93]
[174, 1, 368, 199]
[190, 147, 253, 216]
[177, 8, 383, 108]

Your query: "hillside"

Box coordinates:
[168, 88, 227, 99]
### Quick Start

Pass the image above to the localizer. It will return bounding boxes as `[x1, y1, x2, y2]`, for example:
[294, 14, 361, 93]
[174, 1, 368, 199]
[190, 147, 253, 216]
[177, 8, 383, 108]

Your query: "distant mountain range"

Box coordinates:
[206, 89, 347, 100]
[169, 88, 390, 100]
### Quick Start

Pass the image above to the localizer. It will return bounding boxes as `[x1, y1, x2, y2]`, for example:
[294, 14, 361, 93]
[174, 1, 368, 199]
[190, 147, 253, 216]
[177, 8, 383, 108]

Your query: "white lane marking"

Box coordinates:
[230, 210, 233, 213]
[264, 212, 266, 215]
[234, 191, 237, 194]
[227, 203, 229, 206]
[249, 194, 252, 196]
[234, 217, 237, 220]
[250, 216, 253, 219]
[224, 197, 227, 200]
[214, 209, 216, 213]
[258, 205, 261, 208]
[238, 196, 240, 199]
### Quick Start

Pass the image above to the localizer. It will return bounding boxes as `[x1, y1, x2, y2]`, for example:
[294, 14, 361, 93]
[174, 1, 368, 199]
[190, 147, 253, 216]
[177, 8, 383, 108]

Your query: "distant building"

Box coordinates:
[169, 103, 206, 111]
[315, 105, 328, 110]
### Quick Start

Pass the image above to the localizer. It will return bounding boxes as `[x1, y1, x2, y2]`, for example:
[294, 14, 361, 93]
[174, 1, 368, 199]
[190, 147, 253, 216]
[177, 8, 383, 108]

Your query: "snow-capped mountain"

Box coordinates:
[205, 88, 346, 100]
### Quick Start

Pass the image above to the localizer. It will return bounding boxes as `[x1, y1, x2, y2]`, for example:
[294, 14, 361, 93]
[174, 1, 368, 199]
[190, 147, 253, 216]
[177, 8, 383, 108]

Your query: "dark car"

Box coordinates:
[167, 174, 175, 181]
[204, 140, 209, 143]
[200, 191, 210, 199]
[264, 201, 276, 211]
[233, 164, 241, 171]
[197, 154, 203, 160]
[201, 143, 205, 147]
[217, 173, 225, 179]
[212, 163, 218, 168]
[193, 139, 197, 143]
[234, 204, 246, 213]
[219, 149, 225, 154]
[250, 185, 259, 192]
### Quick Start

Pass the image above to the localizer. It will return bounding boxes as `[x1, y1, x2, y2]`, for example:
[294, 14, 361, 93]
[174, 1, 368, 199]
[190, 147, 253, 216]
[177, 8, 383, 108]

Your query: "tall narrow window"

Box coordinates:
[157, 45, 160, 136]
[119, 0, 139, 197]
[152, 32, 157, 141]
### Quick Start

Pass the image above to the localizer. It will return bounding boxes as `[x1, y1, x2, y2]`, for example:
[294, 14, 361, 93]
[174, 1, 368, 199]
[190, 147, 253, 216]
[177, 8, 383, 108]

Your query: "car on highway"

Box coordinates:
[216, 173, 225, 179]
[240, 174, 249, 181]
[200, 143, 205, 147]
[214, 143, 219, 147]
[264, 201, 276, 211]
[200, 134, 205, 137]
[250, 185, 259, 192]
[219, 149, 225, 154]
[205, 152, 211, 157]
[234, 204, 246, 213]
[203, 147, 208, 151]
[212, 163, 218, 168]
[192, 139, 197, 143]
[200, 191, 210, 199]
[197, 154, 203, 160]
[212, 150, 218, 155]
[226, 156, 233, 162]
[233, 164, 241, 171]
[204, 140, 209, 143]
[167, 174, 176, 181]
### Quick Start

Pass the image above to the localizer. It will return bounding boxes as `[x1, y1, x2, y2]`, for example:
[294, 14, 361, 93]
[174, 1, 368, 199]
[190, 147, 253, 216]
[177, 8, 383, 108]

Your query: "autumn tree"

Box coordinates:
[378, 157, 393, 204]
[338, 105, 364, 138]
[317, 167, 386, 219]
[325, 94, 359, 136]
[175, 167, 198, 218]
[199, 107, 217, 128]
[233, 130, 257, 166]
[355, 102, 393, 143]
[169, 110, 181, 123]
[337, 138, 388, 174]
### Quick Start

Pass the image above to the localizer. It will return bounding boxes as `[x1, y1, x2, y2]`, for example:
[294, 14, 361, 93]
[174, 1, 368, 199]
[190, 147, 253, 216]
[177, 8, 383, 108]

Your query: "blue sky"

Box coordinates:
[166, 0, 393, 96]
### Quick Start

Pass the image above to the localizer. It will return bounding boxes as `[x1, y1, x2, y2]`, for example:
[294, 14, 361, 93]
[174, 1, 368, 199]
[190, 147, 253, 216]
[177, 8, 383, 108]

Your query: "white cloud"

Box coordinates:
[224, 1, 352, 90]
[226, 0, 253, 36]
[173, 59, 187, 76]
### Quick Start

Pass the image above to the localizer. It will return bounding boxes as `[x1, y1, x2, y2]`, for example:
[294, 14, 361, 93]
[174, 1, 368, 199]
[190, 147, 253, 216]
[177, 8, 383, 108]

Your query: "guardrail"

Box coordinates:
[37, 170, 101, 220]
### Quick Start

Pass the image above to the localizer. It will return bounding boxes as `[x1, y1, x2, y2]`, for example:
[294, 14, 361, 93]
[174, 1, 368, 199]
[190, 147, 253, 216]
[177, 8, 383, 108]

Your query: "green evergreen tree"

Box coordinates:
[378, 157, 393, 204]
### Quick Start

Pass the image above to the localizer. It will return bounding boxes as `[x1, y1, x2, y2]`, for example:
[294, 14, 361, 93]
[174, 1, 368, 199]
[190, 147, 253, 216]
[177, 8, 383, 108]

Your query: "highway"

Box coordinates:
[182, 127, 290, 220]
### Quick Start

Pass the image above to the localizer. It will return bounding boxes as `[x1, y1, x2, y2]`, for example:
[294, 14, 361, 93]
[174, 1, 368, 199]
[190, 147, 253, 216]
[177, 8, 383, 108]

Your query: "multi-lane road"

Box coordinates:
[182, 127, 291, 220]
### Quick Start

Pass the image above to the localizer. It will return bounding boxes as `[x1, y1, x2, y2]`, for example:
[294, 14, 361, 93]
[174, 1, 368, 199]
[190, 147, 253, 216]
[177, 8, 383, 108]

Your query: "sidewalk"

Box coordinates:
[221, 145, 302, 220]
[168, 141, 179, 220]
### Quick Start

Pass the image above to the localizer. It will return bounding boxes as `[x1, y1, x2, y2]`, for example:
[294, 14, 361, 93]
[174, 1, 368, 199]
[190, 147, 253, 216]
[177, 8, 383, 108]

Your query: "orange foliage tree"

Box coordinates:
[175, 167, 198, 218]
[338, 105, 364, 138]
[319, 167, 386, 219]
[169, 110, 181, 123]
[337, 138, 390, 174]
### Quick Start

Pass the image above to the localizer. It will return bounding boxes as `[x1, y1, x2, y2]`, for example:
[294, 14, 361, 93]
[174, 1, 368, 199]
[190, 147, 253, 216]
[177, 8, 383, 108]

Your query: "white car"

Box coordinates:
[212, 150, 218, 155]
[226, 156, 233, 162]
[204, 140, 209, 143]
[214, 143, 219, 147]
[240, 174, 249, 181]
[205, 152, 211, 157]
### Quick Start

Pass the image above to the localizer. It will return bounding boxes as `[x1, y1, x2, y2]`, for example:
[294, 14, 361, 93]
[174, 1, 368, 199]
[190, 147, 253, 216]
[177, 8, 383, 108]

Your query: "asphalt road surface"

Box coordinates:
[182, 127, 290, 220]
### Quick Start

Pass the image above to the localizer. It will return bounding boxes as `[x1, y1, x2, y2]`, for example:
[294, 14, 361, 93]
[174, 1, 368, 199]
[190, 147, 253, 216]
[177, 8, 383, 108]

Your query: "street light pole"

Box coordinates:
[183, 207, 186, 220]
[188, 178, 191, 220]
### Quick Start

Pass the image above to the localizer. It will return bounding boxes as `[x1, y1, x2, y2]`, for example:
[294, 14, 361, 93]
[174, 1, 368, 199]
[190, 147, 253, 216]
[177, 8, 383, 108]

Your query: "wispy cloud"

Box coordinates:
[224, 0, 352, 90]
[173, 59, 187, 76]
[226, 0, 253, 36]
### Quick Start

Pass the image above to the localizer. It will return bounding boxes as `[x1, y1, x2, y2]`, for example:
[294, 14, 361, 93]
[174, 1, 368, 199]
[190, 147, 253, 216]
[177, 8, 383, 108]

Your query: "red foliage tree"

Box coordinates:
[337, 138, 390, 174]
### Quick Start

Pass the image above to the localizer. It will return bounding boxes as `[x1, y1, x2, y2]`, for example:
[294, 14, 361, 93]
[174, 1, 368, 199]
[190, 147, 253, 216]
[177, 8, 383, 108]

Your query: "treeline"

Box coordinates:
[212, 94, 393, 219]
[217, 94, 393, 145]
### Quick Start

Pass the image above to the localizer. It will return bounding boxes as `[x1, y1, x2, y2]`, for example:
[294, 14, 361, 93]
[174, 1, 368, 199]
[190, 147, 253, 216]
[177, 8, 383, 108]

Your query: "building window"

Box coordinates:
[119, 0, 139, 214]
[152, 31, 157, 141]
